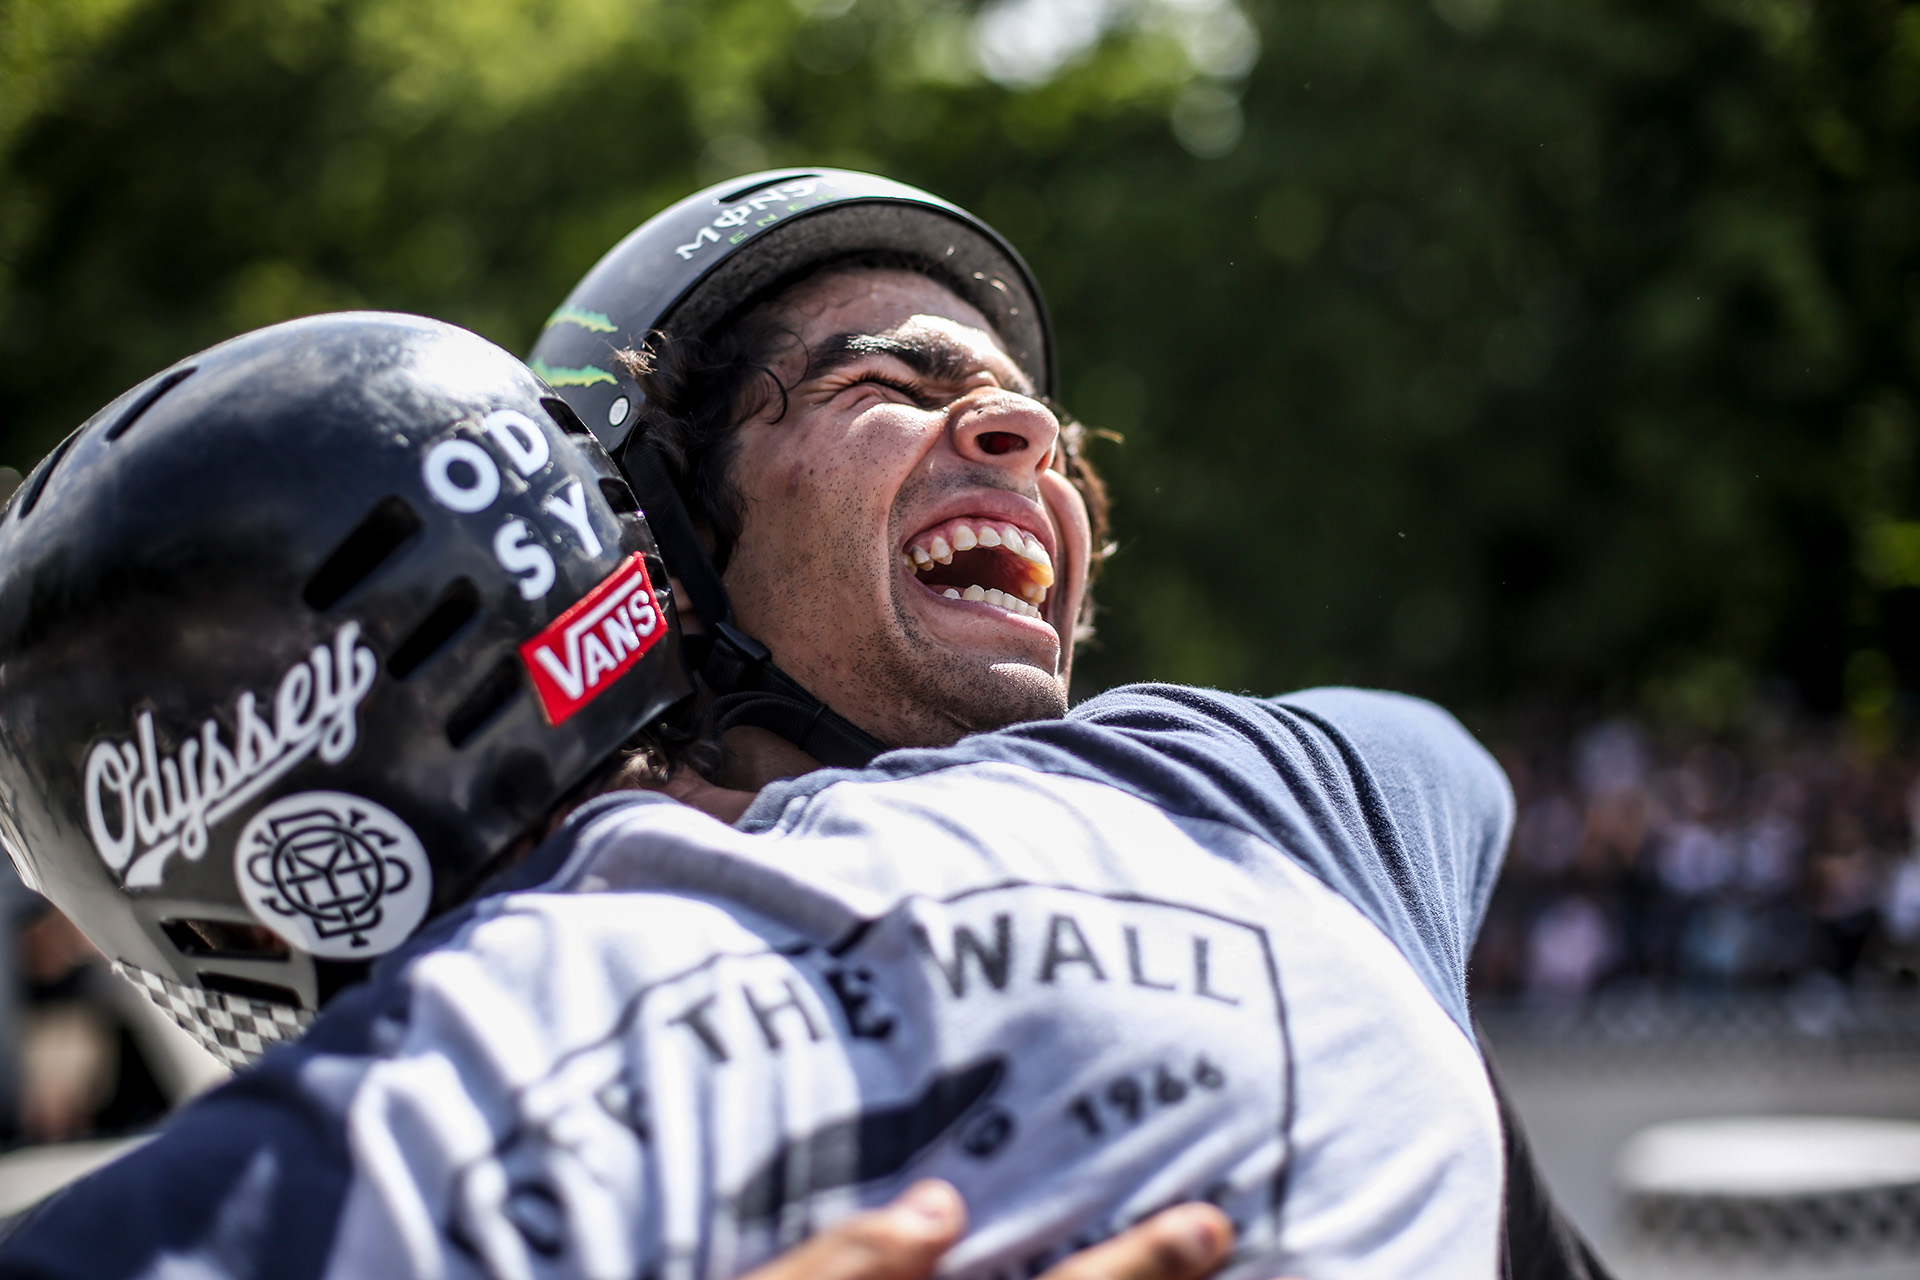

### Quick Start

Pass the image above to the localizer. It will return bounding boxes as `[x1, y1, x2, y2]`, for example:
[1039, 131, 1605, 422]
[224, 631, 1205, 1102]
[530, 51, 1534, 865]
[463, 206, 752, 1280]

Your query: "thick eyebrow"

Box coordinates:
[803, 330, 1036, 397]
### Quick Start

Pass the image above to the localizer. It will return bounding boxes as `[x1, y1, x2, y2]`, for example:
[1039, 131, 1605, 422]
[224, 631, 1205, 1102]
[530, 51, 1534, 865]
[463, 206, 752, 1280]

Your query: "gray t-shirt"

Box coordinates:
[2, 684, 1513, 1280]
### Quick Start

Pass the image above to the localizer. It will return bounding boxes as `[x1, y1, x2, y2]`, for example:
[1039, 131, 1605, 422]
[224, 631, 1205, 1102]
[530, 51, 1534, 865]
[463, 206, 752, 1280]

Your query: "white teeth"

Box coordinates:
[933, 580, 1045, 619]
[1010, 530, 1054, 587]
[929, 579, 1052, 621]
[912, 520, 1055, 603]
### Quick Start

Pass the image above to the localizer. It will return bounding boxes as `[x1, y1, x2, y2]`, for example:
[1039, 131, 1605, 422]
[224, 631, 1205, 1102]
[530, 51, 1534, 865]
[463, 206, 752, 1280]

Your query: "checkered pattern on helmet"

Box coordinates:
[112, 960, 313, 1070]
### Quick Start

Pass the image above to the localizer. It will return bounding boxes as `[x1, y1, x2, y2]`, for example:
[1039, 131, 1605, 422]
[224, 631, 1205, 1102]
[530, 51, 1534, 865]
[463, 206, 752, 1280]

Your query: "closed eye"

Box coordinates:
[849, 373, 939, 408]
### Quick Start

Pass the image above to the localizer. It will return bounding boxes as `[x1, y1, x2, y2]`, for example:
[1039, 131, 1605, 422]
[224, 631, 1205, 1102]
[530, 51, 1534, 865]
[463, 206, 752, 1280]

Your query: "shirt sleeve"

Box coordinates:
[1266, 687, 1514, 949]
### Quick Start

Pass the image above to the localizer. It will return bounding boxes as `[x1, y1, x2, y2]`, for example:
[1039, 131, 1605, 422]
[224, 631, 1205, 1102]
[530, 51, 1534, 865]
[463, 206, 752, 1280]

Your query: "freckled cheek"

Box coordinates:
[737, 446, 829, 532]
[747, 460, 889, 583]
[838, 426, 931, 539]
[779, 457, 810, 500]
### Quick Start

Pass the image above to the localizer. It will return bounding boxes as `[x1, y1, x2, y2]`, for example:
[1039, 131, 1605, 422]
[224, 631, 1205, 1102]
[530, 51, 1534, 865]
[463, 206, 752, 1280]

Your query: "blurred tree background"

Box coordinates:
[3, 0, 1918, 737]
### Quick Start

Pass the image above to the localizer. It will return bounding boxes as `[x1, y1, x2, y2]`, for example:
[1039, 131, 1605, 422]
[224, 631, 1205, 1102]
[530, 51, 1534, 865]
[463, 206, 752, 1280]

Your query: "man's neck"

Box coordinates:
[718, 725, 828, 792]
[639, 727, 820, 825]
[572, 728, 796, 828]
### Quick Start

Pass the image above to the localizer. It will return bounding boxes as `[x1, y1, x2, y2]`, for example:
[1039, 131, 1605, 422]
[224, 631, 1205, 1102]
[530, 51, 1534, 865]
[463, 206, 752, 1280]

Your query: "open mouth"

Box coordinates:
[900, 517, 1055, 621]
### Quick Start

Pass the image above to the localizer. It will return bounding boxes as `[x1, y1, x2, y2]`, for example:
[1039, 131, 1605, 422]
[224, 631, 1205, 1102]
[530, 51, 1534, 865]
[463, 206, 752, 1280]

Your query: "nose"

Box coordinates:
[948, 388, 1060, 477]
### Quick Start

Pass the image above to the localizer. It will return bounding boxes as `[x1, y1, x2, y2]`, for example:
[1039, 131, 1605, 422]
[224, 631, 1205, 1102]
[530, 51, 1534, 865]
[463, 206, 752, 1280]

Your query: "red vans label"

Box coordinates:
[519, 553, 665, 725]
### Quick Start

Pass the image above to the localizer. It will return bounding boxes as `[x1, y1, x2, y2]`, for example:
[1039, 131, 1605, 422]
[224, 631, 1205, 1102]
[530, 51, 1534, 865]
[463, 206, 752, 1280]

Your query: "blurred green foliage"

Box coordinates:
[3, 0, 1919, 733]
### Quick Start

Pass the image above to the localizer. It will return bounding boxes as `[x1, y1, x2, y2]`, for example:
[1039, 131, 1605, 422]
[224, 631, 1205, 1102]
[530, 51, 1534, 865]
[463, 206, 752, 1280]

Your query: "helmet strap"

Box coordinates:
[621, 436, 888, 769]
[621, 433, 736, 633]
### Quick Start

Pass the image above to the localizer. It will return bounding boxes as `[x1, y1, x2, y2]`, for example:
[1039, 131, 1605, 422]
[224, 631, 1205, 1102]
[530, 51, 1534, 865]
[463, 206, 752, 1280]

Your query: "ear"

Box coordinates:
[667, 576, 707, 636]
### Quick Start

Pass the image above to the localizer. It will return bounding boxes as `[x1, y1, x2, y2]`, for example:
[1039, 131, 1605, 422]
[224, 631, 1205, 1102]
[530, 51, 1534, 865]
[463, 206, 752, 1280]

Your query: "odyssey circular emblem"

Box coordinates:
[235, 791, 431, 958]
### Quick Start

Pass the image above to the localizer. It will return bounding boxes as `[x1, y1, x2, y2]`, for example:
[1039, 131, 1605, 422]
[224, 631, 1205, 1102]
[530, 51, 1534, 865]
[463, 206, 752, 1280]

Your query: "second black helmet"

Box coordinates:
[0, 312, 691, 1066]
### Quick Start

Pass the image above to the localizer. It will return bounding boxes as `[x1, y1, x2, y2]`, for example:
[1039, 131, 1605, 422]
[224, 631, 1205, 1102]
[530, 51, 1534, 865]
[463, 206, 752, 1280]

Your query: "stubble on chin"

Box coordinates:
[854, 585, 1067, 749]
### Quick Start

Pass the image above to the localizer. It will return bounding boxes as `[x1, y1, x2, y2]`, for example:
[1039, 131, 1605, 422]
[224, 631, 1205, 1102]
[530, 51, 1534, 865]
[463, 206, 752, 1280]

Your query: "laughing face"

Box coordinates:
[719, 268, 1093, 749]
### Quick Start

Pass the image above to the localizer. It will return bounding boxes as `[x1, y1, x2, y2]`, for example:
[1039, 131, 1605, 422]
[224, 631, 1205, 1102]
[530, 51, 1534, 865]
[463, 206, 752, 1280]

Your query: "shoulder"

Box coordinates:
[747, 683, 1512, 1033]
[1073, 681, 1487, 759]
[753, 683, 1505, 838]
[1067, 682, 1495, 778]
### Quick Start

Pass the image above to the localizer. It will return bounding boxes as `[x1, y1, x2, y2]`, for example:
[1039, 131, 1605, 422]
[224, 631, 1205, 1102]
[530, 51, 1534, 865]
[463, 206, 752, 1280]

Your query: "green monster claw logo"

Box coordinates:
[543, 306, 618, 334]
[529, 358, 616, 389]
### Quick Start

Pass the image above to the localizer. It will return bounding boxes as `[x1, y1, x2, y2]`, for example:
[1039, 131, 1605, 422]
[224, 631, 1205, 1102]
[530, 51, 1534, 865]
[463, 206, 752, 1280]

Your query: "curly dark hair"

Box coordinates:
[610, 254, 1112, 639]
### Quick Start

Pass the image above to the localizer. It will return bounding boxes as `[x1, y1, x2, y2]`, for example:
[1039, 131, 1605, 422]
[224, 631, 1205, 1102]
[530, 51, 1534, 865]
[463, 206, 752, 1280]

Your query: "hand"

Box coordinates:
[739, 1180, 1236, 1280]
[1032, 1200, 1237, 1280]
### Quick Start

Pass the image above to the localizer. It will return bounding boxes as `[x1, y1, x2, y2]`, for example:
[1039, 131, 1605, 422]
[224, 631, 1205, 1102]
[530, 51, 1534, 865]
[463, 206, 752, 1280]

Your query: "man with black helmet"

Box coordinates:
[0, 171, 1602, 1279]
[0, 298, 1499, 1280]
[0, 311, 1235, 1280]
[527, 170, 1093, 774]
[529, 169, 1606, 1279]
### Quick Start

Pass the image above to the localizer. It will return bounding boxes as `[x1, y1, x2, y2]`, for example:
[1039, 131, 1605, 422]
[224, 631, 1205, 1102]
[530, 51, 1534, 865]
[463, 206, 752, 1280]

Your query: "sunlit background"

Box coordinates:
[5, 0, 1920, 1273]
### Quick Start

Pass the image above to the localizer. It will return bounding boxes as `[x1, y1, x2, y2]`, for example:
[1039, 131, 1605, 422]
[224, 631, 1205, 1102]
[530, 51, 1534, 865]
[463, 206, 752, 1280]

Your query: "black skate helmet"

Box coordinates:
[529, 169, 1053, 767]
[0, 313, 690, 1067]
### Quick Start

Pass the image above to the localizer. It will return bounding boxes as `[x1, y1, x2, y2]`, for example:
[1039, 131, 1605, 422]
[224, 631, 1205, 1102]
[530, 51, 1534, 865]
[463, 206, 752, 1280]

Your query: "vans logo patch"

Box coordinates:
[82, 622, 379, 889]
[518, 552, 665, 725]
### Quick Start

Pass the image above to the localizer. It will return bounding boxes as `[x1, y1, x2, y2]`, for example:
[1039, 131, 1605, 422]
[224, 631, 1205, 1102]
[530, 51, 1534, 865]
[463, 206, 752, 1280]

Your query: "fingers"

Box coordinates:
[738, 1180, 968, 1280]
[1038, 1204, 1235, 1280]
[731, 1188, 1232, 1280]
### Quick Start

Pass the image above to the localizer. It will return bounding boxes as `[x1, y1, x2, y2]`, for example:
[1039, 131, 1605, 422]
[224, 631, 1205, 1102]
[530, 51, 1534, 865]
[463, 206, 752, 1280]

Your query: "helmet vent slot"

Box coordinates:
[718, 173, 818, 202]
[389, 578, 480, 678]
[161, 918, 291, 960]
[105, 366, 196, 442]
[446, 656, 523, 748]
[541, 396, 594, 438]
[599, 477, 640, 515]
[199, 973, 301, 1006]
[12, 430, 80, 521]
[304, 495, 423, 610]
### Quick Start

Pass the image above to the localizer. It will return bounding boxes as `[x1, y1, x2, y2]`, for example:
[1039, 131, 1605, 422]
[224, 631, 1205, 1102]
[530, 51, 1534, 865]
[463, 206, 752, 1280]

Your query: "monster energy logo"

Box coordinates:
[543, 306, 618, 334]
[529, 358, 616, 389]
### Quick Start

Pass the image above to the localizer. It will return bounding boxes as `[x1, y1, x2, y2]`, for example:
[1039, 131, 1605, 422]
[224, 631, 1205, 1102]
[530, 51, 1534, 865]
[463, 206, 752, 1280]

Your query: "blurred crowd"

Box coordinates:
[1472, 719, 1920, 1003]
[0, 862, 178, 1149]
